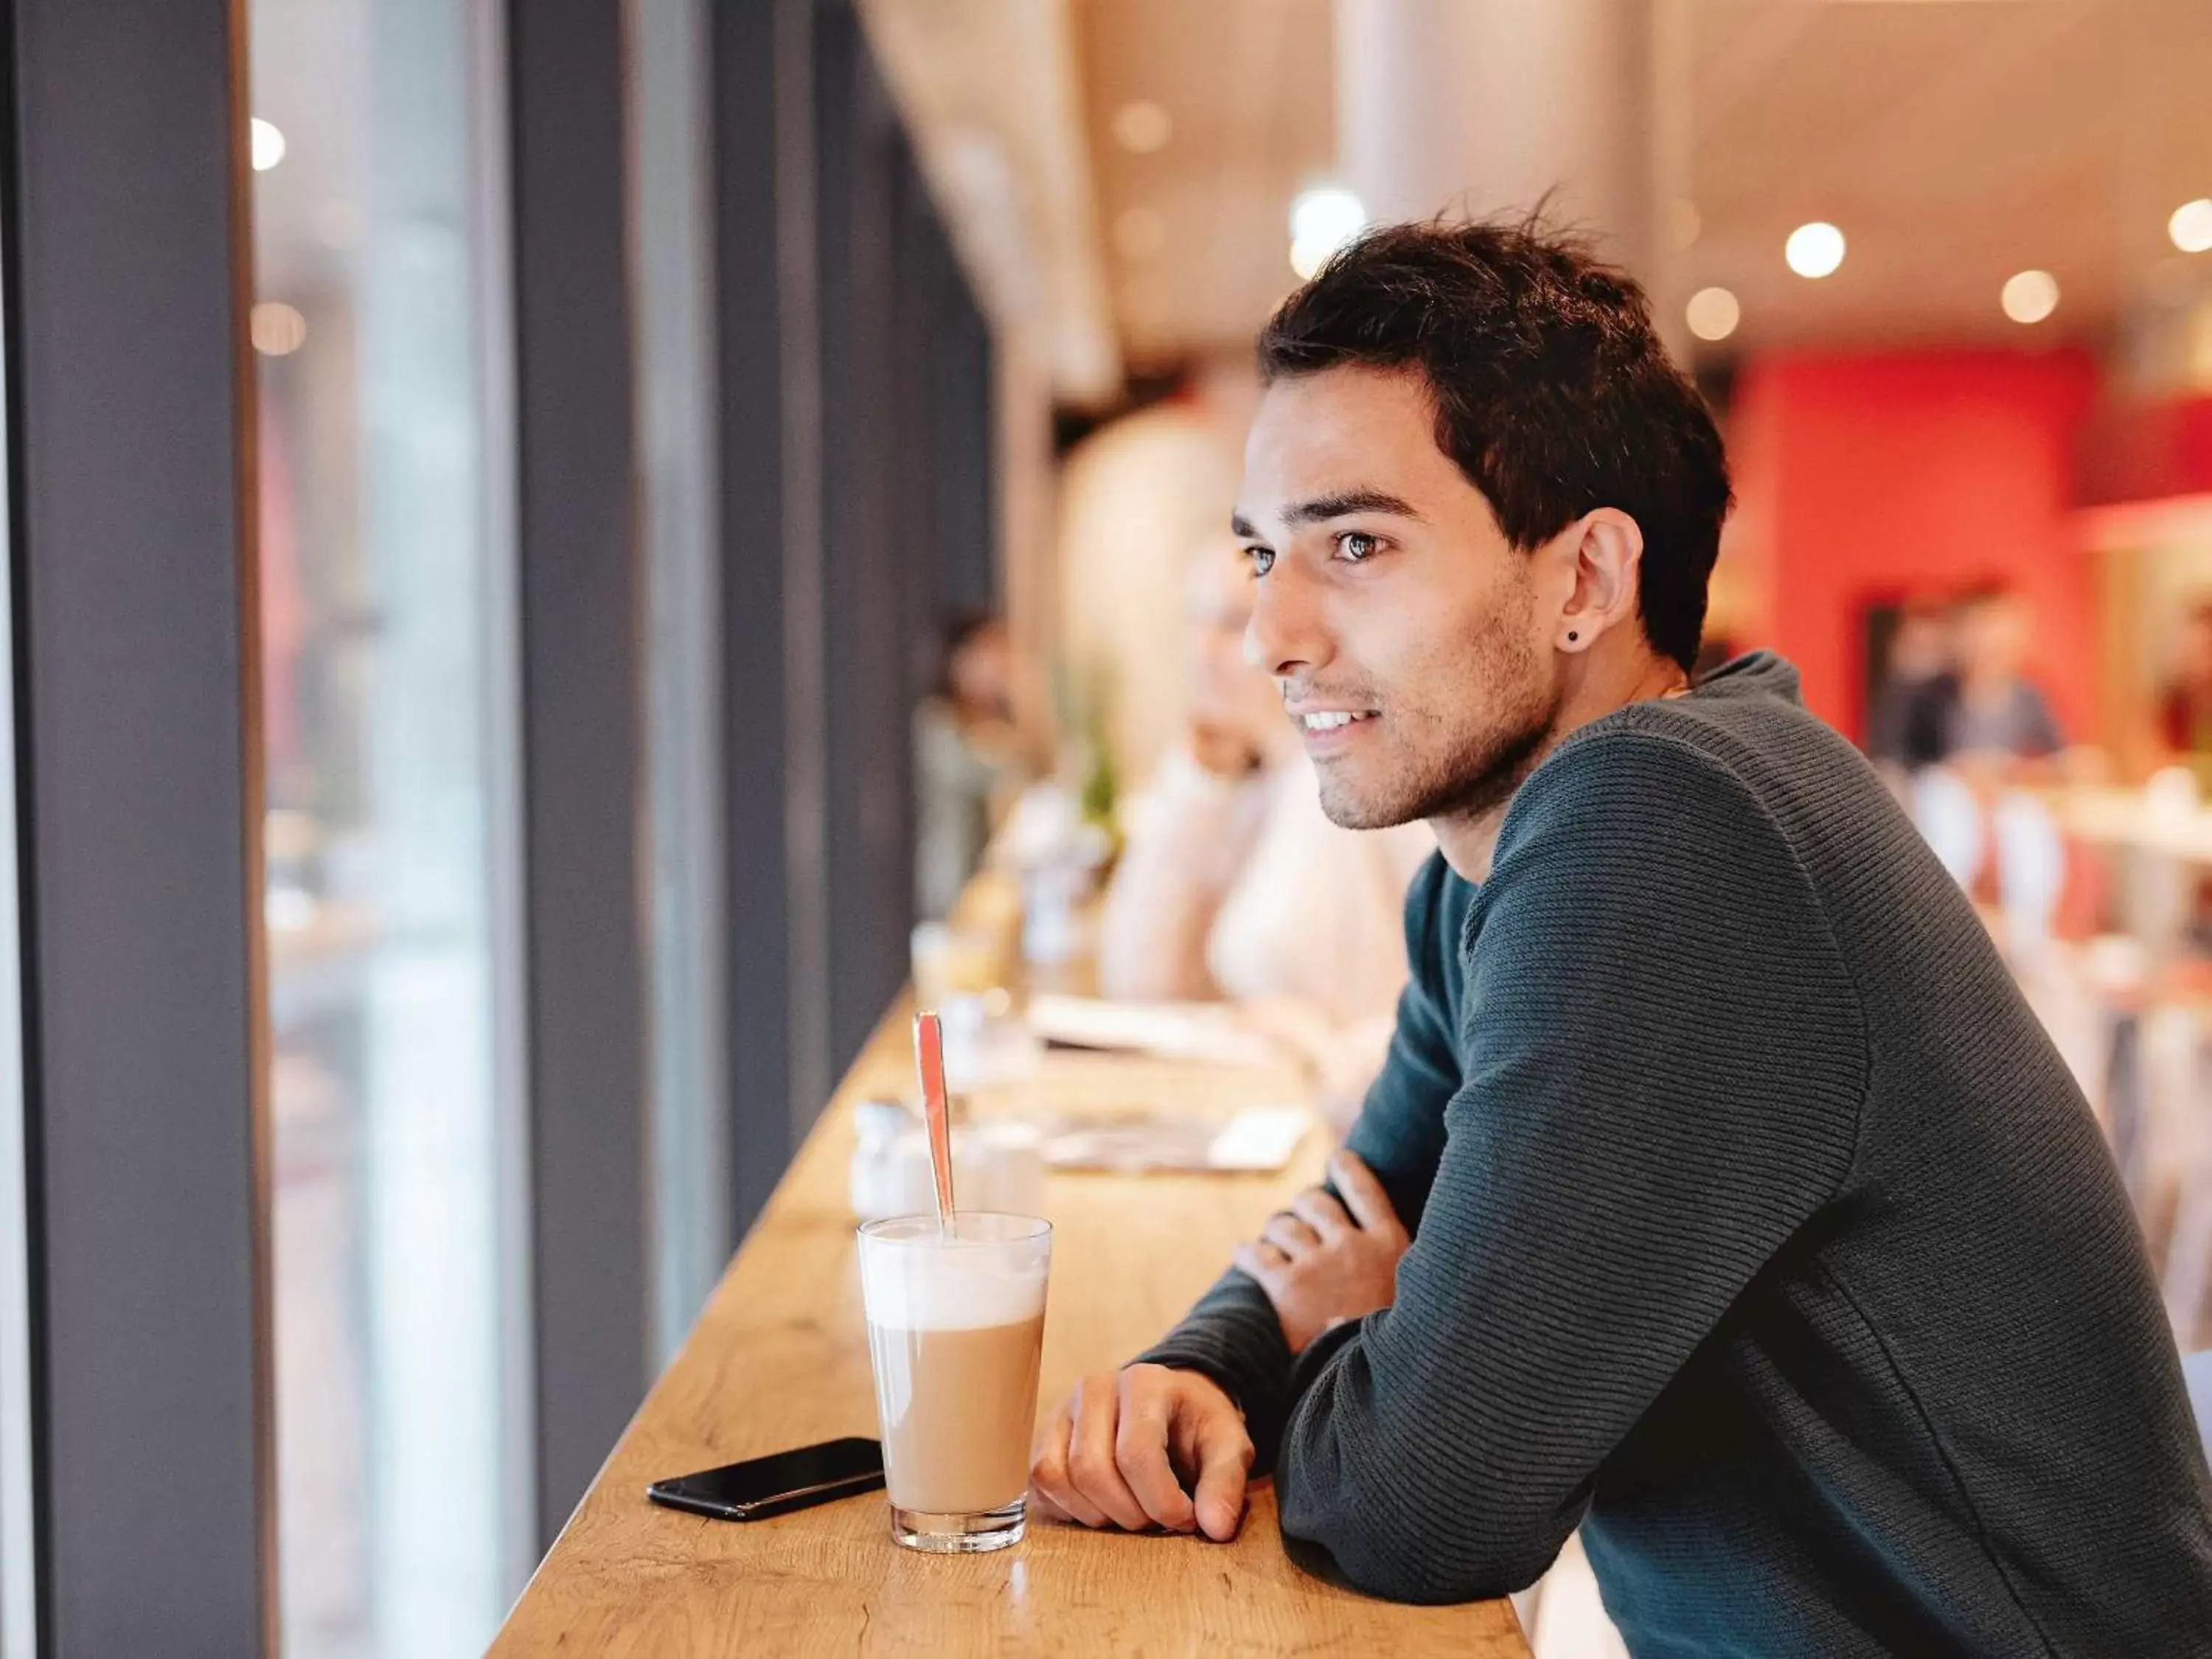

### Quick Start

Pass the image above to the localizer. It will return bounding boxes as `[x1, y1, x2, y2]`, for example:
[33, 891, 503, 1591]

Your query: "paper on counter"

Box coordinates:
[1025, 992, 1287, 1068]
[1040, 1107, 1312, 1175]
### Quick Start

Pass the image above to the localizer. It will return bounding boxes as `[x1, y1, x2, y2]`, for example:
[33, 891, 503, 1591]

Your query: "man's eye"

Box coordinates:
[1245, 546, 1275, 577]
[1336, 531, 1380, 562]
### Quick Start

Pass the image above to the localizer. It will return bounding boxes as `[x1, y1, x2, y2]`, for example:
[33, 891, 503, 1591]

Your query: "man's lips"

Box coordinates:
[1291, 709, 1378, 732]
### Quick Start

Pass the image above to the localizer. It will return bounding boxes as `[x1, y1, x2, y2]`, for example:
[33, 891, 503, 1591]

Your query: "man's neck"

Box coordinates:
[1428, 646, 1689, 883]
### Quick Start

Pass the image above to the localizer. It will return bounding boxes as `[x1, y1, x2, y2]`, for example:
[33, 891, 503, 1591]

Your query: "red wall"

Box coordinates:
[2079, 392, 2212, 506]
[1727, 349, 2101, 742]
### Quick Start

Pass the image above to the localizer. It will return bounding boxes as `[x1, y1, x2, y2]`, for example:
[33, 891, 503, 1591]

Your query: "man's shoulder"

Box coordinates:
[1481, 699, 1856, 937]
[1512, 672, 1867, 846]
[1508, 712, 1781, 846]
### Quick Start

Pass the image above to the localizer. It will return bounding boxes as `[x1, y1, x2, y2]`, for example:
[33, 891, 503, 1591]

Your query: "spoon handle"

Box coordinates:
[914, 1010, 955, 1231]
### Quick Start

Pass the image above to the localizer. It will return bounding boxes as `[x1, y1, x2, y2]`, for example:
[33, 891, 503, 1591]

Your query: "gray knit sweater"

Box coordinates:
[1138, 653, 2212, 1654]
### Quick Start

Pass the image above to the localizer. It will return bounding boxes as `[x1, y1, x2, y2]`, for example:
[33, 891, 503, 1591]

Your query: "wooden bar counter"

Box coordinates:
[490, 999, 1531, 1656]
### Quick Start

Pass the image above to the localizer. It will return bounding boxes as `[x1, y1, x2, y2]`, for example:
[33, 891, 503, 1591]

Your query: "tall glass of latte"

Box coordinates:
[856, 1211, 1051, 1552]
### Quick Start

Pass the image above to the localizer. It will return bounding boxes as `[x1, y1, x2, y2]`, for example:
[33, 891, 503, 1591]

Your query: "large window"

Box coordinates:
[631, 0, 731, 1369]
[248, 1, 529, 1652]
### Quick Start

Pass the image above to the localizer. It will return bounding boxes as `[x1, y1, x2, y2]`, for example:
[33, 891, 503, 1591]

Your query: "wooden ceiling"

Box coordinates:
[1674, 0, 2212, 353]
[251, 2, 2212, 406]
[1066, 0, 2212, 377]
[1074, 0, 1337, 376]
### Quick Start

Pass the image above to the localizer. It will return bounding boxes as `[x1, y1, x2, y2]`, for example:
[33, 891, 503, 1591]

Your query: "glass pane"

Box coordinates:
[248, 3, 527, 1655]
[631, 0, 731, 1368]
[0, 259, 35, 1658]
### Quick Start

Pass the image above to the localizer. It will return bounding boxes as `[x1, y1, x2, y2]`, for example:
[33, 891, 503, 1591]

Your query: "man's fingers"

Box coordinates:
[1183, 1403, 1255, 1543]
[1029, 1400, 1108, 1528]
[1230, 1240, 1282, 1290]
[1290, 1187, 1351, 1241]
[1067, 1374, 1153, 1531]
[1259, 1211, 1319, 1258]
[1115, 1376, 1198, 1532]
[1027, 1481, 1075, 1524]
[1330, 1150, 1408, 1242]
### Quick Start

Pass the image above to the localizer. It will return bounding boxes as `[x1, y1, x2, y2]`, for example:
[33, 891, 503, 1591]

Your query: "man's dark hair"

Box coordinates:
[1258, 215, 1733, 672]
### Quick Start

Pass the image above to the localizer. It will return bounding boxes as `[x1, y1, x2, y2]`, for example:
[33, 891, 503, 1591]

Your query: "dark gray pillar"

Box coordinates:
[3, 1, 273, 1649]
[816, 2, 913, 1077]
[934, 279, 999, 619]
[706, 0, 998, 1239]
[890, 146, 942, 902]
[712, 0, 829, 1233]
[887, 147, 997, 915]
[508, 0, 650, 1548]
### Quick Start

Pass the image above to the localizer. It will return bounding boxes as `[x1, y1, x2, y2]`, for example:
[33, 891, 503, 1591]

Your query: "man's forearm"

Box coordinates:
[1131, 859, 1464, 1468]
[1129, 1267, 1298, 1466]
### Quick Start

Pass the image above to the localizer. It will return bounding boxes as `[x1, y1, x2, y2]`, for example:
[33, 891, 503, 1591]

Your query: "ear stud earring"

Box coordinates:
[1567, 630, 1579, 643]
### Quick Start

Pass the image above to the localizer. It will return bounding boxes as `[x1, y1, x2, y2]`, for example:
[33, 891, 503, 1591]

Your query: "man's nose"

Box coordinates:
[1245, 558, 1325, 678]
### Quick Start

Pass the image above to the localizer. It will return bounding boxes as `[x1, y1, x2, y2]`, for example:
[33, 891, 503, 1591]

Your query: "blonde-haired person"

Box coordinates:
[1096, 542, 1431, 1124]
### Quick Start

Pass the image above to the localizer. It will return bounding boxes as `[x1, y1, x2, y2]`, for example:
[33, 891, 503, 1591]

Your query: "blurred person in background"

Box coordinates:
[1907, 583, 2064, 772]
[1057, 361, 1261, 789]
[1096, 539, 1431, 1122]
[1867, 595, 1956, 775]
[2157, 599, 2212, 780]
[914, 611, 1027, 920]
[2151, 599, 2212, 955]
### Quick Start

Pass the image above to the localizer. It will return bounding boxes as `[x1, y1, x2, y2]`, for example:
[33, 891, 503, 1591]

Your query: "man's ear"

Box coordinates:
[1555, 509, 1645, 654]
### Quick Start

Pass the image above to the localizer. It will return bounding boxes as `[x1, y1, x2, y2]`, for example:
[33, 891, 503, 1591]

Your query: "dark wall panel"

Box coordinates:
[707, 0, 999, 1238]
[4, 0, 271, 1648]
[714, 0, 816, 1231]
[889, 145, 939, 919]
[815, 4, 911, 1079]
[509, 0, 650, 1547]
[935, 283, 998, 618]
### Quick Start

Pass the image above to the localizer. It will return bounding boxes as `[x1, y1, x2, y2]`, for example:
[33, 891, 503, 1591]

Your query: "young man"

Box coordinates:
[1028, 220, 2212, 1653]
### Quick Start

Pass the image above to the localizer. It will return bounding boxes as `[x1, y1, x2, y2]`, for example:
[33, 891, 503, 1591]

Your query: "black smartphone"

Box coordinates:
[647, 1436, 886, 1522]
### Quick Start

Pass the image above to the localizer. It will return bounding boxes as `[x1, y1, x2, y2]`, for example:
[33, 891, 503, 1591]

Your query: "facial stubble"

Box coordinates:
[1312, 588, 1559, 834]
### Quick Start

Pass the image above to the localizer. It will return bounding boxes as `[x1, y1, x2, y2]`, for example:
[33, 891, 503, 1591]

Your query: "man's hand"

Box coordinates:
[1029, 1363, 1253, 1540]
[1231, 1151, 1409, 1352]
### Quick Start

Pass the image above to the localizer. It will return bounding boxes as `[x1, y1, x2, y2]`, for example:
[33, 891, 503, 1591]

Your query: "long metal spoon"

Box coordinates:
[913, 1009, 956, 1235]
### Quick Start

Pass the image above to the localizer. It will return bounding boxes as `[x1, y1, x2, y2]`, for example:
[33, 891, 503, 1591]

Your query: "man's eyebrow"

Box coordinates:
[1286, 488, 1422, 525]
[1231, 490, 1423, 540]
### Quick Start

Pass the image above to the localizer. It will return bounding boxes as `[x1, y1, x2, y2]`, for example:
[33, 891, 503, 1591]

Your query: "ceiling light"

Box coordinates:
[1113, 206, 1166, 261]
[1685, 287, 1740, 342]
[251, 302, 307, 357]
[2000, 269, 2059, 325]
[250, 117, 286, 173]
[2170, 198, 2212, 255]
[1289, 184, 1366, 279]
[1110, 100, 1172, 156]
[1784, 221, 1846, 279]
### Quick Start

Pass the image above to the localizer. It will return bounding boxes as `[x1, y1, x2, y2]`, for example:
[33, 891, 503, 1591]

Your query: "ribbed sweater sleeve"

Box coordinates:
[1274, 731, 1867, 1603]
[1130, 855, 1468, 1458]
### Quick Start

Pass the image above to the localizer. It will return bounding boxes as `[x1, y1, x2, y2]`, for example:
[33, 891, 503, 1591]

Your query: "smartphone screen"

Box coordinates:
[647, 1436, 885, 1522]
